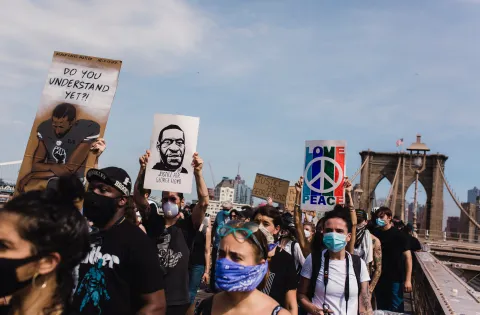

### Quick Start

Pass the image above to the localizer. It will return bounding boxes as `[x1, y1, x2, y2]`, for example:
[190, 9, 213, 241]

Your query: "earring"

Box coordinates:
[32, 272, 47, 289]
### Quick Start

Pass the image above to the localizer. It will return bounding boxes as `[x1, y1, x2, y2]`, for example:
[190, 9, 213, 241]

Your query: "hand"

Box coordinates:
[139, 150, 150, 169]
[343, 177, 352, 193]
[202, 272, 210, 284]
[17, 173, 33, 193]
[90, 138, 106, 157]
[404, 280, 412, 293]
[192, 152, 203, 174]
[295, 176, 304, 193]
[267, 196, 273, 206]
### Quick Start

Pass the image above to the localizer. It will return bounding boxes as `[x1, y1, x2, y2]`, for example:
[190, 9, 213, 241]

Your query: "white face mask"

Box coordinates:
[304, 229, 312, 238]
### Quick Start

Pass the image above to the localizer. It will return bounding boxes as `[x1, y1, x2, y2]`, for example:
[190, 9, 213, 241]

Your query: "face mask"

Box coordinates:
[323, 232, 348, 253]
[83, 191, 118, 228]
[163, 201, 179, 218]
[376, 218, 387, 227]
[268, 242, 279, 252]
[0, 256, 40, 297]
[304, 230, 312, 238]
[215, 258, 268, 292]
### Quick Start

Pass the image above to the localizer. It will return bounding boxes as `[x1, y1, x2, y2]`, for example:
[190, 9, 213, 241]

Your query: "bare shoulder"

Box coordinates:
[254, 291, 287, 313]
[278, 308, 291, 314]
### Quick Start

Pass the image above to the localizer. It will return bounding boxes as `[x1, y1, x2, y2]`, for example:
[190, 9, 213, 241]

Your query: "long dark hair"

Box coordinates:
[2, 175, 90, 311]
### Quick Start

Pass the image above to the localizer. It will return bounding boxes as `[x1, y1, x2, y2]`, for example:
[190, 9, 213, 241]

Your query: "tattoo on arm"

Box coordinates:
[360, 288, 373, 315]
[370, 241, 382, 291]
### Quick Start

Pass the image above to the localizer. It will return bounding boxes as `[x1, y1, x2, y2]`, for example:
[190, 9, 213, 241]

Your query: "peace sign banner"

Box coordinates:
[301, 140, 346, 211]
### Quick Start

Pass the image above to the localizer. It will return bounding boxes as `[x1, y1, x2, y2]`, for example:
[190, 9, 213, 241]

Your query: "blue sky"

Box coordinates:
[1, 0, 480, 223]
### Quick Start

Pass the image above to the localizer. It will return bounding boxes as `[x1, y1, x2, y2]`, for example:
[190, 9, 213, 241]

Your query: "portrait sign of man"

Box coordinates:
[17, 102, 100, 192]
[152, 124, 188, 174]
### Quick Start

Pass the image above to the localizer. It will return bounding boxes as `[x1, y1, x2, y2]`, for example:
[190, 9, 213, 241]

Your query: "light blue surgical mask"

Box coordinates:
[323, 232, 347, 253]
[376, 218, 387, 227]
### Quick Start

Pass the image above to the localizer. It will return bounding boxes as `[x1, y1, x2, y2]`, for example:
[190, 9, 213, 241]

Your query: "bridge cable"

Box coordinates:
[437, 160, 480, 230]
[348, 156, 369, 183]
[383, 156, 402, 207]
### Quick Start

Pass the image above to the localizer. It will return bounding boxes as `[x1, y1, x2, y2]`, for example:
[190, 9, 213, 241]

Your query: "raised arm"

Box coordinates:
[293, 176, 310, 257]
[90, 138, 106, 169]
[133, 150, 151, 220]
[369, 234, 382, 293]
[191, 153, 209, 228]
[202, 223, 212, 285]
[344, 179, 357, 255]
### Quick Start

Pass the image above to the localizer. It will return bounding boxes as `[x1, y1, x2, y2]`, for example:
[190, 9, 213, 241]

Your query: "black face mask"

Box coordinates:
[83, 191, 118, 228]
[0, 255, 40, 297]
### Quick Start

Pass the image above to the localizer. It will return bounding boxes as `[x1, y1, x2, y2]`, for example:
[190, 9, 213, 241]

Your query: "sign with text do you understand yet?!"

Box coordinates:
[301, 140, 346, 212]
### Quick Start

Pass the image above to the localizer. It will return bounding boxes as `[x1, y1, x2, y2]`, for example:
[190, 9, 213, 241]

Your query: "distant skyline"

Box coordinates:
[2, 0, 480, 224]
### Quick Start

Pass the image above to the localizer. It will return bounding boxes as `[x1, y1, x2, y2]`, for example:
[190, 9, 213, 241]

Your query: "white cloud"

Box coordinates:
[0, 0, 215, 86]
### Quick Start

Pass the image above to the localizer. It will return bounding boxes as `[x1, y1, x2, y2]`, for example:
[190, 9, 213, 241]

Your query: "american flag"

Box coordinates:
[396, 138, 404, 147]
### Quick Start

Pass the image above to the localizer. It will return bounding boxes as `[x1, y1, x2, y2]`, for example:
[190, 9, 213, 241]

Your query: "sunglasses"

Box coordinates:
[217, 221, 267, 259]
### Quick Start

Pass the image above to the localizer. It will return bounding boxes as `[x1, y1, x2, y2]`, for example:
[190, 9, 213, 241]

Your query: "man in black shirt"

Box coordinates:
[134, 150, 209, 315]
[254, 205, 298, 315]
[73, 166, 166, 315]
[373, 207, 412, 313]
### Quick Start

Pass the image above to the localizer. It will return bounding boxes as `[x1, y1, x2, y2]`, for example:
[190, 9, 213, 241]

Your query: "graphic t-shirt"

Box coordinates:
[213, 210, 229, 248]
[72, 221, 164, 315]
[301, 250, 370, 315]
[37, 119, 100, 176]
[373, 227, 410, 282]
[145, 211, 197, 306]
[262, 247, 298, 307]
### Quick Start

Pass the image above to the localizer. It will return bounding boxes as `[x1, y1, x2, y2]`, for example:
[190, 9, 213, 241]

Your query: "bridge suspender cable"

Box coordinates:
[349, 156, 369, 183]
[383, 156, 402, 207]
[438, 160, 480, 230]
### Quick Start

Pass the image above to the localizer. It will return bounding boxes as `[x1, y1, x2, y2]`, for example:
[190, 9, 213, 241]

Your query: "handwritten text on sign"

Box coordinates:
[285, 186, 297, 211]
[252, 173, 290, 204]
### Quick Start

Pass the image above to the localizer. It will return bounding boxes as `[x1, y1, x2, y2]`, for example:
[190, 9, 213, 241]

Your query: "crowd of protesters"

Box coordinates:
[0, 139, 422, 315]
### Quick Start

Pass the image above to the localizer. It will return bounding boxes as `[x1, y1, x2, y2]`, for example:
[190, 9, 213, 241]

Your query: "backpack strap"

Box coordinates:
[271, 305, 282, 315]
[291, 240, 302, 275]
[307, 250, 327, 300]
[194, 296, 214, 315]
[351, 254, 362, 297]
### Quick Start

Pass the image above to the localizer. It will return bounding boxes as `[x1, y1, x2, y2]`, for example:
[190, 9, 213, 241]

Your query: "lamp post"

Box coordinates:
[407, 135, 430, 236]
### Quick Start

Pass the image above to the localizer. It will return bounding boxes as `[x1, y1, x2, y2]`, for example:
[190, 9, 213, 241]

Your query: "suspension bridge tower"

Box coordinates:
[358, 136, 448, 239]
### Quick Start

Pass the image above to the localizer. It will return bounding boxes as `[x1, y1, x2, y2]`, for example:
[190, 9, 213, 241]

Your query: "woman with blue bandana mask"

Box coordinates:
[194, 221, 290, 315]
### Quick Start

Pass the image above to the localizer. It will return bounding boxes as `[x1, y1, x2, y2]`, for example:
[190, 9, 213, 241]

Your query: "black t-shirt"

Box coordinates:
[72, 220, 164, 315]
[190, 224, 207, 266]
[373, 227, 410, 282]
[145, 209, 197, 306]
[408, 234, 422, 252]
[262, 247, 298, 307]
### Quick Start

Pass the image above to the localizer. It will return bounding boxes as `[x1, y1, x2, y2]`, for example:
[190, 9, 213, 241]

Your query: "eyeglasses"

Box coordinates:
[217, 221, 267, 259]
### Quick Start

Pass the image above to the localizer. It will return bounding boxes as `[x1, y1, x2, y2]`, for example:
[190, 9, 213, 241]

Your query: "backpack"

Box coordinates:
[307, 250, 362, 312]
[291, 240, 303, 276]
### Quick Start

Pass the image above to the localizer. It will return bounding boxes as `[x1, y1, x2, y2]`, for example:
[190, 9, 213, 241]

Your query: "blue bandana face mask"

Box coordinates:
[376, 218, 387, 227]
[215, 258, 268, 292]
[323, 232, 347, 253]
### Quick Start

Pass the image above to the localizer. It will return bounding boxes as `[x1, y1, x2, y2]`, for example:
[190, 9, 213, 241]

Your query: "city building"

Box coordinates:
[206, 200, 249, 221]
[233, 174, 252, 205]
[467, 187, 480, 204]
[445, 216, 460, 238]
[407, 202, 426, 230]
[214, 177, 235, 202]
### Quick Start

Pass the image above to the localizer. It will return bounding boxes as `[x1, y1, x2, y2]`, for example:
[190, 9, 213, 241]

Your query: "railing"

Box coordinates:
[415, 229, 480, 244]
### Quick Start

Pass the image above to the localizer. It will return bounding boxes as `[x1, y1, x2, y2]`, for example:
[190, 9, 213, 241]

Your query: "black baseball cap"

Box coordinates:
[86, 167, 132, 196]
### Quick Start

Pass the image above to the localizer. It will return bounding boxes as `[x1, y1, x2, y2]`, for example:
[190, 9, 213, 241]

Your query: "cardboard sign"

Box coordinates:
[285, 186, 297, 211]
[301, 140, 346, 211]
[15, 52, 122, 194]
[144, 114, 200, 194]
[252, 173, 290, 204]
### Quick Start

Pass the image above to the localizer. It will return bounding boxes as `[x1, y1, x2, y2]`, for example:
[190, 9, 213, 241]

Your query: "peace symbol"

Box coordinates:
[304, 156, 344, 194]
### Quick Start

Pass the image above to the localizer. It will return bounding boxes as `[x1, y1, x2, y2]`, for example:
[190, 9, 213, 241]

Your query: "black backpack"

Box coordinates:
[307, 250, 362, 312]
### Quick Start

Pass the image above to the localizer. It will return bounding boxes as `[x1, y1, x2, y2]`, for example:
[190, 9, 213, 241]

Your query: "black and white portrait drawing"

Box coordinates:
[152, 125, 188, 174]
[144, 114, 200, 194]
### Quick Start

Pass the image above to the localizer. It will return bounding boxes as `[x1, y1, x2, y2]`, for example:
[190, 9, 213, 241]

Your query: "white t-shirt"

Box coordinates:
[301, 249, 370, 315]
[284, 240, 306, 270]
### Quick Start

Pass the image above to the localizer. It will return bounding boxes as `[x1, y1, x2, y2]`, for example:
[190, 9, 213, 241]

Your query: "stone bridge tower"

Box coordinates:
[358, 150, 448, 238]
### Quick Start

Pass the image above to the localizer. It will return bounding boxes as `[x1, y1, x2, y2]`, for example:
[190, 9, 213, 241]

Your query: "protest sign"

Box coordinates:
[15, 51, 122, 195]
[252, 173, 290, 204]
[144, 114, 200, 194]
[301, 140, 346, 211]
[285, 186, 297, 211]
